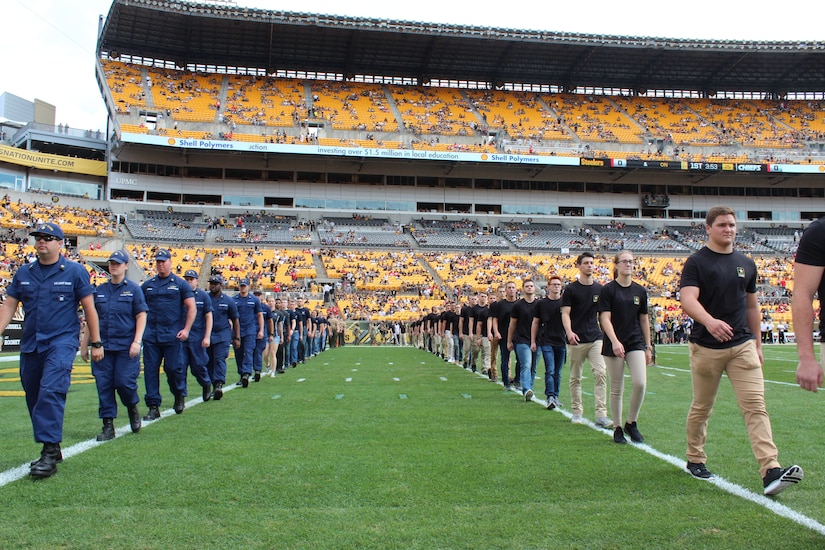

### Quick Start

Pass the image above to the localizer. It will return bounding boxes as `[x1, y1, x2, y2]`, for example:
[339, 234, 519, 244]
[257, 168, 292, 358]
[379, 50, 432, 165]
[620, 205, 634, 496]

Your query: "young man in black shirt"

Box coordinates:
[681, 205, 802, 495]
[561, 253, 611, 428]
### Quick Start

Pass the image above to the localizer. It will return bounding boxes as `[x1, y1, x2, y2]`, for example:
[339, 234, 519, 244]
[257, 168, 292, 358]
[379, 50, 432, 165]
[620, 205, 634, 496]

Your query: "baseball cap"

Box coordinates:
[155, 249, 172, 261]
[184, 269, 199, 279]
[208, 275, 223, 284]
[253, 289, 262, 295]
[29, 222, 64, 240]
[108, 250, 129, 264]
[239, 277, 250, 286]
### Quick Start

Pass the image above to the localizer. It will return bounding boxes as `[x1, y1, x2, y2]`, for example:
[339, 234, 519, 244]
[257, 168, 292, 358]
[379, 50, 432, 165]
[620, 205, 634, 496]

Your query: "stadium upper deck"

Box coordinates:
[23, 0, 823, 226]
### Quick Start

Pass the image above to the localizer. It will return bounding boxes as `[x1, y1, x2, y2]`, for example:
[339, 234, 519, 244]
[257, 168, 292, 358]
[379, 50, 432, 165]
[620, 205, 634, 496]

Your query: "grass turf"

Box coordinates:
[0, 344, 823, 548]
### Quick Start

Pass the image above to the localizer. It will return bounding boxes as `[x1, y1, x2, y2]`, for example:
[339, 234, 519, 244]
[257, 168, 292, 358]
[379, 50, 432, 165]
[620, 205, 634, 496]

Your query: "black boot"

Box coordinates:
[143, 405, 160, 421]
[127, 405, 142, 433]
[30, 443, 62, 478]
[174, 394, 185, 414]
[213, 382, 224, 401]
[96, 418, 115, 441]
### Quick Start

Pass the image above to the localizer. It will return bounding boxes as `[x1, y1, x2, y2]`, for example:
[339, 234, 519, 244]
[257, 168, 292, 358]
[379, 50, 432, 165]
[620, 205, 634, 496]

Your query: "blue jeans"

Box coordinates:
[538, 344, 566, 399]
[289, 331, 300, 364]
[514, 343, 538, 395]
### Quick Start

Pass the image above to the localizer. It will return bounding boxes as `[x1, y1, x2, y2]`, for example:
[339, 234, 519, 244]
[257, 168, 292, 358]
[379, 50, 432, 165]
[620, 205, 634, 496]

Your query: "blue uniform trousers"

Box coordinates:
[253, 337, 265, 373]
[236, 335, 255, 375]
[92, 349, 141, 418]
[20, 346, 76, 444]
[143, 340, 187, 407]
[207, 341, 230, 385]
[185, 340, 211, 388]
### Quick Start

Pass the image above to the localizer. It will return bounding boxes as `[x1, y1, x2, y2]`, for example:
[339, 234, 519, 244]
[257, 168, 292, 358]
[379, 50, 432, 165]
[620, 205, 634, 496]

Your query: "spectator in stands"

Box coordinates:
[141, 249, 196, 420]
[207, 275, 239, 400]
[82, 250, 147, 442]
[598, 251, 652, 444]
[509, 279, 539, 402]
[793, 216, 825, 392]
[182, 270, 214, 401]
[681, 206, 802, 495]
[0, 223, 100, 478]
[531, 276, 566, 410]
[562, 252, 612, 428]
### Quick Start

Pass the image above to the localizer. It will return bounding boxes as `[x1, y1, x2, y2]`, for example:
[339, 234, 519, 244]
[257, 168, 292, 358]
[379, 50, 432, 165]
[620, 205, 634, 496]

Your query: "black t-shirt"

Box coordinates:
[533, 297, 566, 347]
[490, 298, 517, 339]
[795, 216, 825, 324]
[598, 280, 648, 356]
[460, 304, 473, 335]
[561, 280, 603, 343]
[680, 246, 757, 349]
[471, 304, 490, 337]
[443, 311, 460, 333]
[510, 298, 538, 345]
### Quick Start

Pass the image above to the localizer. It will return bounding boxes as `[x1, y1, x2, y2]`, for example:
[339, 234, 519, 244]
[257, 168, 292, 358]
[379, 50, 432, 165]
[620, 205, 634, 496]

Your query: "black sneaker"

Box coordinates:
[613, 427, 627, 444]
[241, 373, 250, 388]
[253, 371, 261, 382]
[686, 462, 713, 479]
[213, 382, 224, 401]
[202, 385, 212, 402]
[624, 421, 644, 443]
[763, 465, 803, 496]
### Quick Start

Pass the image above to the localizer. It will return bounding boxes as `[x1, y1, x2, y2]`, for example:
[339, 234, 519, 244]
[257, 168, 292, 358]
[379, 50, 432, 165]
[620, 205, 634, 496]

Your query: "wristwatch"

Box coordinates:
[90, 341, 103, 349]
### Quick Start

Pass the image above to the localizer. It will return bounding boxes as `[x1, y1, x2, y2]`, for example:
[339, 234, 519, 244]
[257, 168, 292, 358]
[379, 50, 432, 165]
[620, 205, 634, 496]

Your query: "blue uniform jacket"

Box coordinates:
[7, 256, 94, 353]
[94, 278, 148, 351]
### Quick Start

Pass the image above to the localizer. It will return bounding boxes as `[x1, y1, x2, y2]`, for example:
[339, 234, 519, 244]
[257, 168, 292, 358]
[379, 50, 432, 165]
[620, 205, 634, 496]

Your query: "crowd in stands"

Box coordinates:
[103, 59, 825, 164]
[0, 198, 815, 332]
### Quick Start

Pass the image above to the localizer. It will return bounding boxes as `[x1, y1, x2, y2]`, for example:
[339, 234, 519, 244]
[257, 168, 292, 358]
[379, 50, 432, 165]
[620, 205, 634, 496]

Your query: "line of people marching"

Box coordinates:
[410, 251, 644, 444]
[0, 226, 338, 479]
[0, 210, 806, 495]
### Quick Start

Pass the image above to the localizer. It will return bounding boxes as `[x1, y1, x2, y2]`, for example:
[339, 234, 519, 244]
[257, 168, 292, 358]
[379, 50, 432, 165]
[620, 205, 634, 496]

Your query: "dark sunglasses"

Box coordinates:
[34, 235, 61, 242]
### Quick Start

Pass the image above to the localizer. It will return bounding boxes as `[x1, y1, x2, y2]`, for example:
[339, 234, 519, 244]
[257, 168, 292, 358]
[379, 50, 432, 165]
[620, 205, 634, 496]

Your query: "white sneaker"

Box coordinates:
[525, 389, 534, 402]
[571, 414, 584, 424]
[594, 416, 614, 429]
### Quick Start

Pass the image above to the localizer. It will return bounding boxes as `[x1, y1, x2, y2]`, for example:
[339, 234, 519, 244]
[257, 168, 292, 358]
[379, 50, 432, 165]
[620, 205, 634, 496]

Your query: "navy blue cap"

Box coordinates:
[155, 249, 172, 261]
[208, 275, 223, 284]
[238, 277, 250, 286]
[108, 250, 129, 264]
[184, 269, 199, 279]
[30, 222, 64, 240]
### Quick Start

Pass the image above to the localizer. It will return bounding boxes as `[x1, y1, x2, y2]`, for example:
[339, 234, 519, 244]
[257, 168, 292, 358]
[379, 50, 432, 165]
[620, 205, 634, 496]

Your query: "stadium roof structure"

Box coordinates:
[98, 0, 825, 96]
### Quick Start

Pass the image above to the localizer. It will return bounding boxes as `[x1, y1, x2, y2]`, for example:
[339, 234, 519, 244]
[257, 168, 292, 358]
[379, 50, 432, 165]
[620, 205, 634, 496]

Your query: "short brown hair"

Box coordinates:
[706, 205, 735, 227]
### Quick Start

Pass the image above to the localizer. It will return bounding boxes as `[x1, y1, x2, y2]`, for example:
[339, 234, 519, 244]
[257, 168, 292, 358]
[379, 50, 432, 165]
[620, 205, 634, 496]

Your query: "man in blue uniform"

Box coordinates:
[82, 249, 147, 440]
[183, 270, 213, 401]
[0, 222, 101, 478]
[233, 278, 264, 387]
[252, 289, 272, 382]
[141, 249, 196, 419]
[207, 275, 239, 400]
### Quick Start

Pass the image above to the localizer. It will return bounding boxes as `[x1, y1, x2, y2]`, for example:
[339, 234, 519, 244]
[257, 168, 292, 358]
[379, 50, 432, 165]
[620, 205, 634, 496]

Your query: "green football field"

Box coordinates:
[0, 344, 823, 548]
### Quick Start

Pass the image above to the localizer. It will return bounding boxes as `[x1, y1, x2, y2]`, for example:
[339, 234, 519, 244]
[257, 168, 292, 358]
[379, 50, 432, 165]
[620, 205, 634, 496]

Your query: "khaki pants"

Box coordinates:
[568, 341, 608, 417]
[605, 351, 646, 427]
[686, 340, 779, 476]
[471, 337, 491, 373]
[489, 337, 500, 380]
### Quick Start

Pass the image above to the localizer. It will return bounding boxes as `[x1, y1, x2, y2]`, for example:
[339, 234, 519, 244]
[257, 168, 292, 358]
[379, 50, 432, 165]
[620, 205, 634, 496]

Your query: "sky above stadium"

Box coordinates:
[3, 0, 823, 132]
